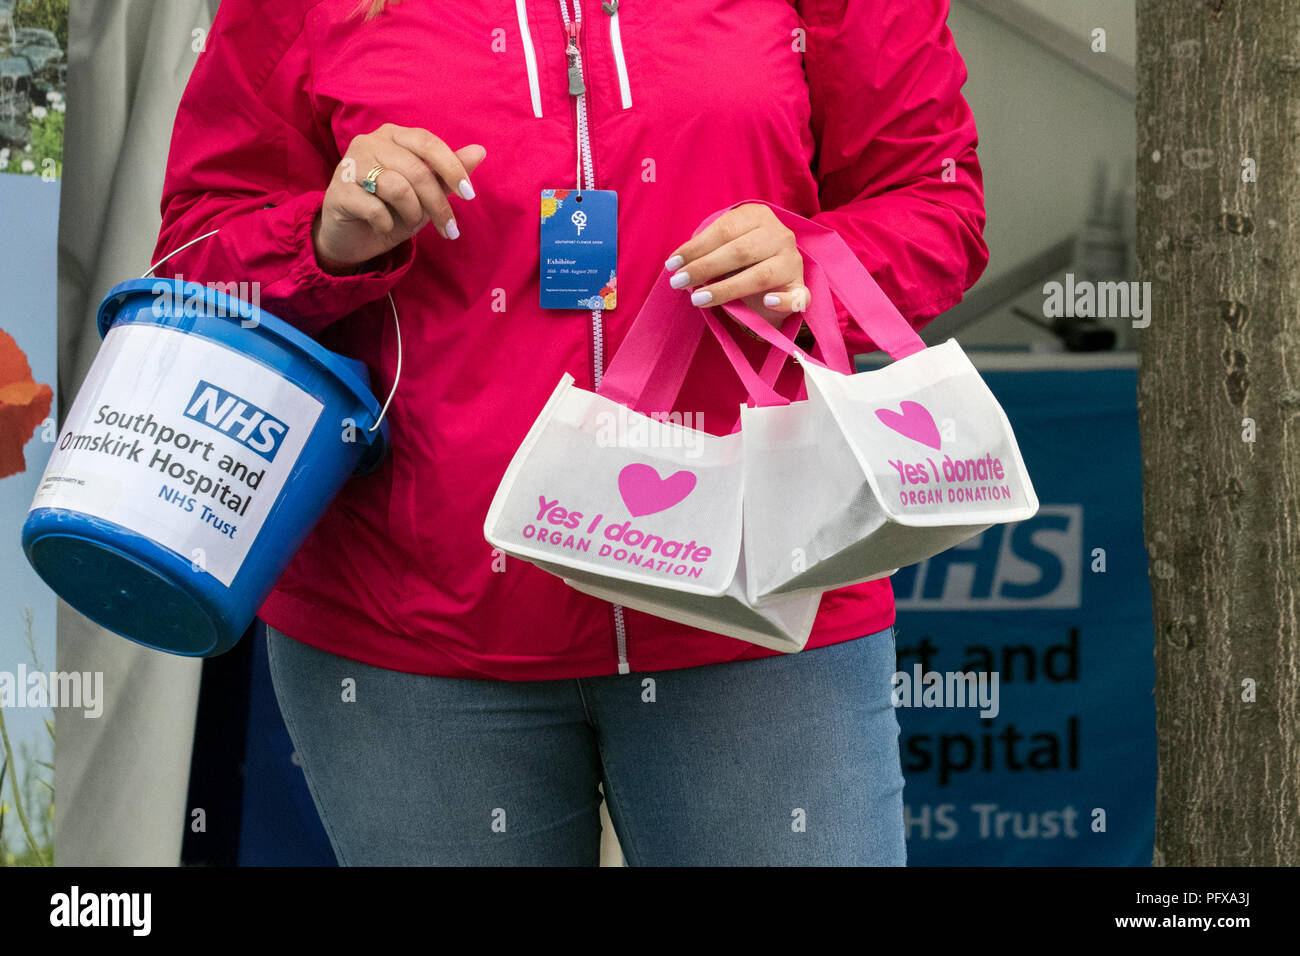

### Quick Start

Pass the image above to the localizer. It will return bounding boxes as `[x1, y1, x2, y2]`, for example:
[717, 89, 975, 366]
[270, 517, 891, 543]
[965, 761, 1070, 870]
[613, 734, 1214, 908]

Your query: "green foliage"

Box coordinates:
[0, 104, 62, 178]
[0, 608, 54, 866]
[0, 738, 54, 866]
[2, 0, 66, 177]
[9, 0, 70, 51]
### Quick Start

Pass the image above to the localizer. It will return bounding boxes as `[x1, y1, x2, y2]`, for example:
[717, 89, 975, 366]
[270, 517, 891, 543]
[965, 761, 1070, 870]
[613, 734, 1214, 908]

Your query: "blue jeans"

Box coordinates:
[266, 624, 905, 866]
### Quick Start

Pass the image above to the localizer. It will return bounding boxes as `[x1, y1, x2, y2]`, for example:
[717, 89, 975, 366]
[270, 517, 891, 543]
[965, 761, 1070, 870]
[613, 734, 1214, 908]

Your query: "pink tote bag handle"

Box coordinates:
[598, 220, 826, 412]
[596, 266, 791, 412]
[599, 198, 927, 413]
[698, 257, 843, 408]
[682, 202, 855, 393]
[698, 198, 927, 362]
[693, 198, 929, 408]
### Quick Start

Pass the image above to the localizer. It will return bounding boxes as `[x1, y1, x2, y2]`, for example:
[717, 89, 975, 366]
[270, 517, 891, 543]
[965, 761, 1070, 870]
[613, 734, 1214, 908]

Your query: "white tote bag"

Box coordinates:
[698, 201, 1040, 602]
[484, 256, 822, 652]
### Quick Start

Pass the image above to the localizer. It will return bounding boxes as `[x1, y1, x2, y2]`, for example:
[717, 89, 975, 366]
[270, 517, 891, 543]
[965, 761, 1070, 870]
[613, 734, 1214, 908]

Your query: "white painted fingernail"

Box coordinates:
[665, 254, 685, 272]
[458, 178, 476, 200]
[764, 293, 780, 307]
[691, 290, 712, 307]
[669, 270, 691, 289]
[445, 219, 460, 240]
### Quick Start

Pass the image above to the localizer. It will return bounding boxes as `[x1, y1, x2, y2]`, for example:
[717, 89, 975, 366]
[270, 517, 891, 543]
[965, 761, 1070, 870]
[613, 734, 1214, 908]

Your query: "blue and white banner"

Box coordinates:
[886, 355, 1155, 866]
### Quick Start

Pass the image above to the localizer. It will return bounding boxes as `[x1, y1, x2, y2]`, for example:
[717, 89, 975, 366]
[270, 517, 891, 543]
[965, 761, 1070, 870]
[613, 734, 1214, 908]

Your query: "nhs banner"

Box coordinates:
[874, 356, 1156, 866]
[893, 505, 1083, 610]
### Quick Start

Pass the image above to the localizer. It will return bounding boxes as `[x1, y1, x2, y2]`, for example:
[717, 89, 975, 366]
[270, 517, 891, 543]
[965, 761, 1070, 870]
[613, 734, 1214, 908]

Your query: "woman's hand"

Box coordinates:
[312, 124, 487, 275]
[663, 203, 810, 329]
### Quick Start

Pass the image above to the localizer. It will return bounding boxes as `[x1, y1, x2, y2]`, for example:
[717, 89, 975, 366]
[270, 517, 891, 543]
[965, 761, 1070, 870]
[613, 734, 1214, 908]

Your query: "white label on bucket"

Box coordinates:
[31, 323, 325, 587]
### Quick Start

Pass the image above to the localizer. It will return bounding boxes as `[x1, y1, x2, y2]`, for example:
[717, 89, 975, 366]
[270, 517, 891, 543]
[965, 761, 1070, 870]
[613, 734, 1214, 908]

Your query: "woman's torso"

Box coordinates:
[258, 0, 897, 679]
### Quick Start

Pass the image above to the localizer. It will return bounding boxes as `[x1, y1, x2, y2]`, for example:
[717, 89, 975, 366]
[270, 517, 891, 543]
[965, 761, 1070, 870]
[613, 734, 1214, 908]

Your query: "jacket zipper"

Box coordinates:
[559, 0, 630, 674]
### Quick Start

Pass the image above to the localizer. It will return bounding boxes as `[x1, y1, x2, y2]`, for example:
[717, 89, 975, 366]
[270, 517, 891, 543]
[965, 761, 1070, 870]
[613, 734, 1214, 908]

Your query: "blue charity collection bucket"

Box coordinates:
[22, 276, 391, 657]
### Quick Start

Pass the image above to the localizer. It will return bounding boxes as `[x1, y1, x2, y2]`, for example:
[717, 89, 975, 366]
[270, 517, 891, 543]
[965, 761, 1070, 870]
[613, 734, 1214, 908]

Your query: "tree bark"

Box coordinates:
[1136, 0, 1300, 865]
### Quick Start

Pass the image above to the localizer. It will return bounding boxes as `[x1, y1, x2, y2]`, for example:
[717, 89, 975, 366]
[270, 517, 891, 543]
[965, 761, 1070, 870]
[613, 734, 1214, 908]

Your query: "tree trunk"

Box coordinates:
[1136, 0, 1300, 865]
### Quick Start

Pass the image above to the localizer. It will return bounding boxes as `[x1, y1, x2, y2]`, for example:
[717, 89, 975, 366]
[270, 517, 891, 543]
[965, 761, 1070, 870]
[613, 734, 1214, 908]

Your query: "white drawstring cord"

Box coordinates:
[142, 226, 401, 433]
[141, 228, 222, 278]
[371, 291, 400, 432]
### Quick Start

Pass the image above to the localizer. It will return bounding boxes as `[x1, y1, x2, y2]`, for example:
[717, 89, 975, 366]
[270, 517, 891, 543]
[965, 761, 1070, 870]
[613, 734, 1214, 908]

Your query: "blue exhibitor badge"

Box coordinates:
[540, 188, 617, 310]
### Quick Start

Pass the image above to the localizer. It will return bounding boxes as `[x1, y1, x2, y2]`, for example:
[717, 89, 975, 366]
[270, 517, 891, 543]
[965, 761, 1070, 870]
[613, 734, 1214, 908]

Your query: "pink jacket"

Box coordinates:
[153, 0, 987, 679]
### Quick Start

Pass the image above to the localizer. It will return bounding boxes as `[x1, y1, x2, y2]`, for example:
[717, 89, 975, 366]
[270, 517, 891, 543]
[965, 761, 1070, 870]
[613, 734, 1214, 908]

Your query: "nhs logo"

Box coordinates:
[893, 505, 1082, 609]
[184, 381, 289, 462]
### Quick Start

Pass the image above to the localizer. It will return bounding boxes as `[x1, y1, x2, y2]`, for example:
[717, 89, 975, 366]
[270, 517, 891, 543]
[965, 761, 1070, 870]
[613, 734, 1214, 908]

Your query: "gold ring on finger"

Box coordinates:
[361, 164, 386, 194]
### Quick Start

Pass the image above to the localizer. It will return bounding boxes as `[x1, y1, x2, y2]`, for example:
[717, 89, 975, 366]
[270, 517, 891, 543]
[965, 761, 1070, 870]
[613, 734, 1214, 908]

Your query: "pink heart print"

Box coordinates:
[875, 401, 942, 449]
[617, 463, 698, 517]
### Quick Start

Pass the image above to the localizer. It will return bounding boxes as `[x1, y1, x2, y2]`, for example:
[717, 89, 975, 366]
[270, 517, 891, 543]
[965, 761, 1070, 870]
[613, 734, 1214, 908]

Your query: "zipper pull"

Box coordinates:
[567, 47, 585, 96]
[566, 19, 585, 95]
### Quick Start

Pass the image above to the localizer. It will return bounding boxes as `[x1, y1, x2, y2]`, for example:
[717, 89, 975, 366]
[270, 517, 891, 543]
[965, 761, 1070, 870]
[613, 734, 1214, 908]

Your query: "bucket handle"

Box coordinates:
[143, 228, 401, 434]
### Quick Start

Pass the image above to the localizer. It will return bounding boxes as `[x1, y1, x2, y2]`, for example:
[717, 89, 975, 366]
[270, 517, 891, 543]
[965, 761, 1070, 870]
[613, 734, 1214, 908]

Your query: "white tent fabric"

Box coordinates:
[53, 0, 218, 869]
[53, 0, 624, 867]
